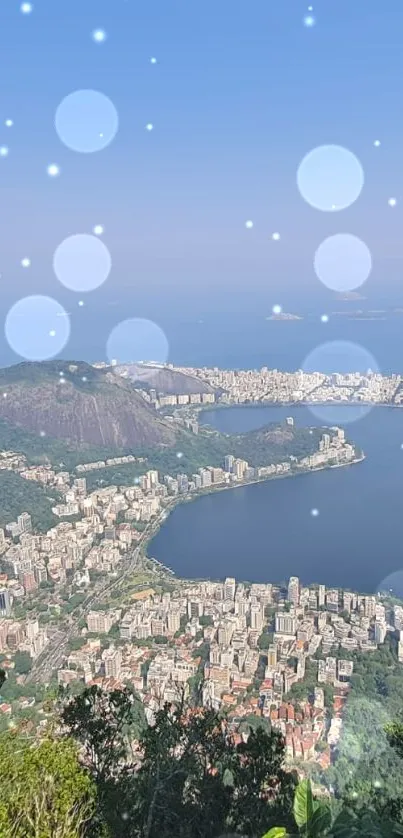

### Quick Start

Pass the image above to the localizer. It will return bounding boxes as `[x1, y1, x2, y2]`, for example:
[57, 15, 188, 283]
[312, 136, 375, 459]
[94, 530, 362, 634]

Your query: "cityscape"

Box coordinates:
[0, 404, 382, 776]
[2, 0, 403, 832]
[131, 363, 403, 409]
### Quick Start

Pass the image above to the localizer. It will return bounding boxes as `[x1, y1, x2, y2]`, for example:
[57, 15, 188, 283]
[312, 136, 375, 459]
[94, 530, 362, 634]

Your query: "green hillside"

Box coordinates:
[0, 471, 60, 531]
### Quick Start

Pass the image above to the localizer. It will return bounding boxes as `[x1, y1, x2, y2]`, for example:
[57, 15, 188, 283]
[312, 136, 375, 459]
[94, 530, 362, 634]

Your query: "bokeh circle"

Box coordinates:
[314, 234, 372, 292]
[55, 89, 118, 153]
[302, 340, 379, 424]
[53, 234, 111, 292]
[376, 570, 403, 598]
[297, 145, 364, 211]
[5, 296, 70, 361]
[106, 318, 169, 367]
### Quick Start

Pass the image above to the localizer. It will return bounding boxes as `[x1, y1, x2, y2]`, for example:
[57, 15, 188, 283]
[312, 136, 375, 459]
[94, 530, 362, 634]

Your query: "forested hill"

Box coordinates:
[0, 471, 60, 531]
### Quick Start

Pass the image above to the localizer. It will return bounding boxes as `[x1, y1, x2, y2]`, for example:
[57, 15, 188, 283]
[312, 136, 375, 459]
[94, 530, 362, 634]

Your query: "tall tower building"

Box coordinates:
[224, 577, 236, 601]
[224, 455, 235, 473]
[287, 576, 300, 606]
[167, 608, 181, 634]
[17, 513, 32, 534]
[104, 647, 122, 679]
[250, 604, 263, 632]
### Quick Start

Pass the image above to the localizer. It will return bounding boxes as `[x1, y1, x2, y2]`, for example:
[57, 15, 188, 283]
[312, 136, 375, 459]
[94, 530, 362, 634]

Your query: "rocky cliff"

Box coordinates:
[0, 361, 176, 450]
[116, 363, 216, 395]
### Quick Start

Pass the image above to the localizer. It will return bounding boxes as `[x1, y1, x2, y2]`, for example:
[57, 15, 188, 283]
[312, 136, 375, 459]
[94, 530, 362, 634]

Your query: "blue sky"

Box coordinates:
[0, 0, 402, 364]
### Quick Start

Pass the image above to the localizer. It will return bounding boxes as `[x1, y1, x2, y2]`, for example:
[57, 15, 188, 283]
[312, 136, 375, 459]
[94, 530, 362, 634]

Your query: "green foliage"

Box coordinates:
[4, 679, 403, 837]
[0, 732, 95, 837]
[0, 470, 60, 531]
[286, 658, 333, 709]
[62, 593, 86, 614]
[59, 684, 147, 783]
[85, 423, 324, 490]
[258, 632, 272, 650]
[323, 637, 403, 816]
[262, 779, 403, 838]
[14, 650, 33, 674]
[60, 688, 297, 837]
[133, 705, 296, 838]
[192, 641, 210, 660]
[293, 780, 314, 829]
[199, 615, 214, 627]
[0, 407, 136, 471]
[386, 720, 403, 759]
[68, 637, 87, 652]
[153, 634, 168, 644]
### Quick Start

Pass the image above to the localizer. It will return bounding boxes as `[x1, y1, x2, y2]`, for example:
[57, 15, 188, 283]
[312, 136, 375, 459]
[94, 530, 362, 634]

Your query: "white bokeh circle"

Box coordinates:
[106, 318, 169, 367]
[336, 696, 390, 772]
[302, 340, 379, 425]
[314, 234, 372, 292]
[297, 145, 364, 211]
[53, 234, 111, 292]
[5, 296, 70, 361]
[55, 90, 118, 153]
[92, 29, 107, 43]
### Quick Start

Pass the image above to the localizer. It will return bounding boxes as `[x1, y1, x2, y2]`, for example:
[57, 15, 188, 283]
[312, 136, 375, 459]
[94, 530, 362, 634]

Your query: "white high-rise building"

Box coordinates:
[224, 577, 236, 601]
[318, 585, 326, 607]
[224, 455, 235, 473]
[287, 576, 300, 606]
[250, 604, 263, 632]
[374, 621, 387, 645]
[167, 609, 181, 634]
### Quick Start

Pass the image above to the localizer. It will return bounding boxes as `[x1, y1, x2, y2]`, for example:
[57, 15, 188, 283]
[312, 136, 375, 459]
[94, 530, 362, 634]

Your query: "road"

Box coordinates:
[26, 503, 175, 684]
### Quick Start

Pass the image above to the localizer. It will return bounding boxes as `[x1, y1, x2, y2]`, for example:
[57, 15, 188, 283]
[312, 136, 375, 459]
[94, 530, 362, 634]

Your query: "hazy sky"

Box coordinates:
[0, 0, 402, 364]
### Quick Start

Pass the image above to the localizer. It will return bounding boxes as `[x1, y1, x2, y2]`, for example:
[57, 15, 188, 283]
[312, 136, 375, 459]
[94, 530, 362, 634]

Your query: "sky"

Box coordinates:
[0, 0, 403, 365]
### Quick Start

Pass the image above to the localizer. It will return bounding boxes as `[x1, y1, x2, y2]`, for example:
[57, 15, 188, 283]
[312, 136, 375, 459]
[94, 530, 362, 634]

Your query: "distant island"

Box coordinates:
[266, 312, 303, 321]
[334, 291, 367, 301]
[331, 308, 403, 320]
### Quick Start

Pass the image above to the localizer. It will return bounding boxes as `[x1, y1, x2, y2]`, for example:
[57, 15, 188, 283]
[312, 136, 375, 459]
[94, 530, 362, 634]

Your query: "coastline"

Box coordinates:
[168, 400, 403, 430]
[144, 452, 365, 569]
[198, 400, 403, 417]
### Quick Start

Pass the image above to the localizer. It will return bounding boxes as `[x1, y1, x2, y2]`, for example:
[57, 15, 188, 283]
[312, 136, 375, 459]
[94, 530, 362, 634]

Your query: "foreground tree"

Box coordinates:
[59, 684, 146, 783]
[61, 687, 297, 837]
[59, 684, 146, 836]
[0, 732, 95, 838]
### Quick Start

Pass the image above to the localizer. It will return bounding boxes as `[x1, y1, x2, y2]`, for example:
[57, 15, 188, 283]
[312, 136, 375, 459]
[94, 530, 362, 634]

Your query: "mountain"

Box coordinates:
[0, 361, 177, 450]
[115, 363, 216, 395]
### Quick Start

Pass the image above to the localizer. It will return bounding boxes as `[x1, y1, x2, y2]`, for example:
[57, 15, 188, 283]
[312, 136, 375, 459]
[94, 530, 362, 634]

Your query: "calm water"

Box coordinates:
[149, 405, 403, 595]
[8, 306, 403, 374]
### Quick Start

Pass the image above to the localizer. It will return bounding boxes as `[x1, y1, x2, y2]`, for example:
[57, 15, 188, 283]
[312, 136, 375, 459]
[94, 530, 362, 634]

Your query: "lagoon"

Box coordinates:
[148, 405, 403, 595]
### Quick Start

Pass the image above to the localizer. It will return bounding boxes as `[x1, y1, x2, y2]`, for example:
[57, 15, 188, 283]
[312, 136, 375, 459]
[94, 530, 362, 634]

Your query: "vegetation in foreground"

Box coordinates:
[2, 667, 403, 838]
